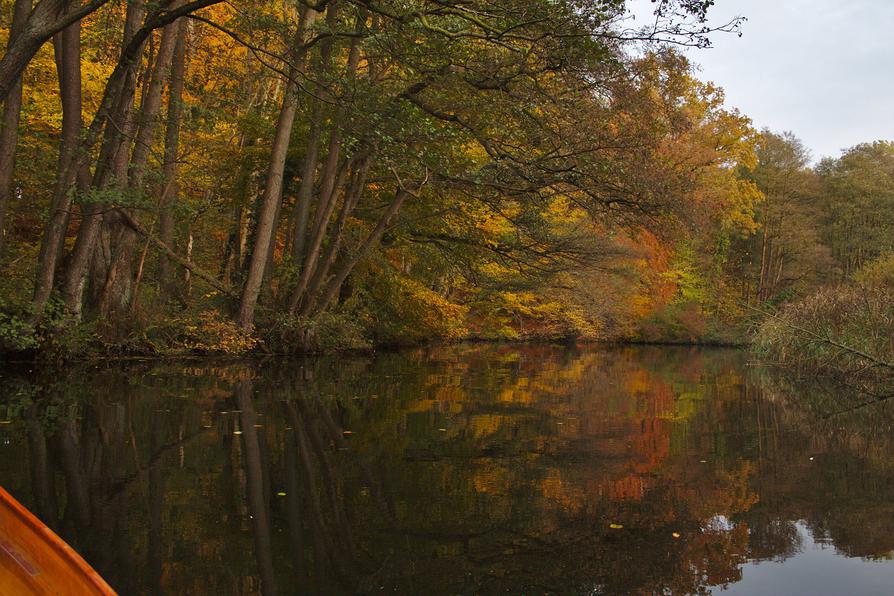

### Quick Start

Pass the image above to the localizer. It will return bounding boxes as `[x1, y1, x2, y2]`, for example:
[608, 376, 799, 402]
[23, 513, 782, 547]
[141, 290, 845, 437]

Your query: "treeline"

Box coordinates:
[743, 134, 894, 382]
[731, 133, 894, 303]
[0, 1, 887, 357]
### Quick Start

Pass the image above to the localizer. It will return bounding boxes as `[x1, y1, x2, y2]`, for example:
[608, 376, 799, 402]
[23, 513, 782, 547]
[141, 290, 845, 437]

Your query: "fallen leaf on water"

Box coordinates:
[233, 431, 243, 435]
[672, 532, 681, 539]
[609, 523, 623, 529]
[343, 430, 354, 435]
[438, 428, 447, 432]
[277, 492, 286, 497]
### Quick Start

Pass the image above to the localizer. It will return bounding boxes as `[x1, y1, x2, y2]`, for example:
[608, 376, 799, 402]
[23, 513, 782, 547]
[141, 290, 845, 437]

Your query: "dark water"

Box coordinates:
[1, 345, 894, 595]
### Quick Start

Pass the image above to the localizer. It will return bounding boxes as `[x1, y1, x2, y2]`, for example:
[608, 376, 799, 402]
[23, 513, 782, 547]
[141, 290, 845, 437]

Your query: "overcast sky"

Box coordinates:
[626, 0, 894, 163]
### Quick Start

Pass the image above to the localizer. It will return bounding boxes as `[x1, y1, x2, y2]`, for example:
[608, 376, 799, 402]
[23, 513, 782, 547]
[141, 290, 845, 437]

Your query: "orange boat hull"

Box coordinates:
[0, 486, 115, 595]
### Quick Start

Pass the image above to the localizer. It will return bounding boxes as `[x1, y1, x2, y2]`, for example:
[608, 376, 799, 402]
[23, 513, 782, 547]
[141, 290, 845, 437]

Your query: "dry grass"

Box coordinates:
[753, 285, 894, 383]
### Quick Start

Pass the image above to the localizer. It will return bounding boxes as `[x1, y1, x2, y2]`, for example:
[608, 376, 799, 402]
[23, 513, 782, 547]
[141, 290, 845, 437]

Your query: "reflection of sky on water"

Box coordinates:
[724, 522, 894, 595]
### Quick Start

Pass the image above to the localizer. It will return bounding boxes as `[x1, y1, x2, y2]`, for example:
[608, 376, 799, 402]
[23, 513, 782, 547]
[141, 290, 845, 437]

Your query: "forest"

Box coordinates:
[0, 0, 892, 362]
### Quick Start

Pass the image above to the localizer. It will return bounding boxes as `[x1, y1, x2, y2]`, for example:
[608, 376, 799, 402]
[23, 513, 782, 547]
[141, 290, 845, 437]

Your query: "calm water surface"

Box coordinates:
[1, 345, 893, 595]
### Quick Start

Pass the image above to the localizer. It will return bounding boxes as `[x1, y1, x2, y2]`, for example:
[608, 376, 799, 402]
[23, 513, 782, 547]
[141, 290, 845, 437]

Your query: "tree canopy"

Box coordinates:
[0, 1, 889, 355]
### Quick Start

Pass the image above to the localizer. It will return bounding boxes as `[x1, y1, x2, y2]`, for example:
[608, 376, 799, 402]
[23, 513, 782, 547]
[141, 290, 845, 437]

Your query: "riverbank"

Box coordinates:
[0, 311, 751, 364]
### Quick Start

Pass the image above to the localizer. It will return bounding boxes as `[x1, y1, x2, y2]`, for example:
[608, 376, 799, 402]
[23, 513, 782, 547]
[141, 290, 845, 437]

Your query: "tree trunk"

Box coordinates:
[98, 2, 182, 316]
[56, 0, 224, 319]
[159, 18, 187, 297]
[313, 188, 409, 315]
[287, 28, 363, 313]
[757, 223, 770, 302]
[32, 7, 88, 318]
[183, 227, 192, 296]
[289, 4, 342, 265]
[290, 103, 323, 264]
[222, 135, 255, 285]
[62, 0, 147, 318]
[237, 82, 300, 330]
[772, 248, 785, 290]
[286, 155, 350, 313]
[0, 0, 113, 103]
[236, 7, 319, 331]
[92, 1, 153, 316]
[0, 0, 32, 258]
[300, 156, 370, 316]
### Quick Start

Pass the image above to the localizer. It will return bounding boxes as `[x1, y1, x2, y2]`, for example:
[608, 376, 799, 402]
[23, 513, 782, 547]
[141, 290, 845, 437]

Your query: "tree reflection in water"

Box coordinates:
[1, 345, 893, 594]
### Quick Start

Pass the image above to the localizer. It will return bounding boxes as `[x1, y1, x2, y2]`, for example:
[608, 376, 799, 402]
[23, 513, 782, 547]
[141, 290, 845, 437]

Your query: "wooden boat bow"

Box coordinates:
[0, 485, 116, 595]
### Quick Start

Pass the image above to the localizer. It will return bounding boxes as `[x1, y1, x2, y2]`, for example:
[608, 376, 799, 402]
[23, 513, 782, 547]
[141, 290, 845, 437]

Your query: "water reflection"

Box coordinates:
[1, 346, 893, 594]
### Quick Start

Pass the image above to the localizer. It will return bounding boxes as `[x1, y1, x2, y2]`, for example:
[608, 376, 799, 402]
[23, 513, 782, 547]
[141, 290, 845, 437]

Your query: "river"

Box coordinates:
[1, 345, 893, 594]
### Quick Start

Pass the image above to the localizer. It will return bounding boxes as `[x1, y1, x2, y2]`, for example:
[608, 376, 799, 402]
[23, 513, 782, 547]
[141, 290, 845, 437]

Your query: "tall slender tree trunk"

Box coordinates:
[772, 249, 785, 289]
[287, 28, 363, 313]
[159, 19, 187, 297]
[32, 5, 86, 318]
[237, 7, 319, 331]
[289, 4, 342, 265]
[237, 84, 301, 330]
[300, 156, 370, 316]
[0, 0, 32, 258]
[222, 135, 256, 285]
[313, 188, 409, 316]
[757, 220, 771, 302]
[290, 104, 323, 264]
[286, 154, 349, 313]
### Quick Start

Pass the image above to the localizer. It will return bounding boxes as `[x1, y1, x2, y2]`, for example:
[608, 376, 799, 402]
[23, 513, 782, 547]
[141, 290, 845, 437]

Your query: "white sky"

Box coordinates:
[625, 0, 894, 162]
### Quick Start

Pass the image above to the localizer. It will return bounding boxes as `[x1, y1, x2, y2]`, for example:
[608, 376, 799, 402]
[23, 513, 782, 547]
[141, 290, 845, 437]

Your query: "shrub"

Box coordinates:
[854, 253, 894, 289]
[141, 310, 258, 355]
[637, 302, 707, 343]
[261, 311, 371, 354]
[364, 272, 468, 346]
[0, 297, 95, 358]
[0, 310, 40, 353]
